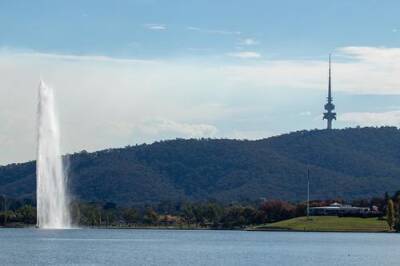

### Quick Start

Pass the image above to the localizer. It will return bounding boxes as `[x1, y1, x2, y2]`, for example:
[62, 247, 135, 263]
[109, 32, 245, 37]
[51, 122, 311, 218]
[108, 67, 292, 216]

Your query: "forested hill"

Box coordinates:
[1, 127, 400, 205]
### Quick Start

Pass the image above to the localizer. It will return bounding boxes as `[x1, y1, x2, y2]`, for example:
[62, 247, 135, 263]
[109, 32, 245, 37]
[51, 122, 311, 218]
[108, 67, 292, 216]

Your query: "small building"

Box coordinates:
[309, 202, 373, 217]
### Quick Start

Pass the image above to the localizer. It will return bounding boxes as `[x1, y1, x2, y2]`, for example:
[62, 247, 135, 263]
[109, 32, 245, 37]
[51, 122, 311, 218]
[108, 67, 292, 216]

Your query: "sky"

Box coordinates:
[1, 0, 400, 164]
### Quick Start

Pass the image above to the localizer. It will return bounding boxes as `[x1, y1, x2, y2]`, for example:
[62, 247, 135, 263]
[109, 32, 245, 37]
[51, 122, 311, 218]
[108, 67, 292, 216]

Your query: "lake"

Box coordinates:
[0, 228, 399, 265]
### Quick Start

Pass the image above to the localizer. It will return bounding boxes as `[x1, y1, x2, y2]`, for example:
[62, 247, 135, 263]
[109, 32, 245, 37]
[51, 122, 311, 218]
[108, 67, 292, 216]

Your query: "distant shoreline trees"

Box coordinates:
[0, 193, 391, 230]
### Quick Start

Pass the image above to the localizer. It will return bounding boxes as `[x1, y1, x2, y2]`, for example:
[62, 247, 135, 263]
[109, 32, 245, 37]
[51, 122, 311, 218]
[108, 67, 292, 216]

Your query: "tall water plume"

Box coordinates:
[36, 80, 70, 229]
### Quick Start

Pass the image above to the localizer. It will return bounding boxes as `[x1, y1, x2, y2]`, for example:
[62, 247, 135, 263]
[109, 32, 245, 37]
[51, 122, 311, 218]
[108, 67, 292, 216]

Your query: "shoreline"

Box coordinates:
[0, 225, 393, 233]
[0, 215, 392, 233]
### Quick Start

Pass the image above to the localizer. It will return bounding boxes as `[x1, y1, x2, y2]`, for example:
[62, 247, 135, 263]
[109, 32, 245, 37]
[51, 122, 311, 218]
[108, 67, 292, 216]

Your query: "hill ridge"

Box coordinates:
[1, 127, 400, 205]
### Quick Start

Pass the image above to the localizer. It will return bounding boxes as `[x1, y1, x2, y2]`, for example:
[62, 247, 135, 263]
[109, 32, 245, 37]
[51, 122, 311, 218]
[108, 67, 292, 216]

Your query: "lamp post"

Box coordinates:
[307, 168, 310, 220]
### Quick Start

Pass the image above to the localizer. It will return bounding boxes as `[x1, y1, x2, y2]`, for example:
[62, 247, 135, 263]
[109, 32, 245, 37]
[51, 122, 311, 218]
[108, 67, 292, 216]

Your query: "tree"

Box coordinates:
[382, 192, 390, 215]
[80, 204, 102, 226]
[387, 199, 395, 230]
[242, 206, 258, 225]
[393, 194, 400, 232]
[69, 201, 82, 225]
[0, 210, 15, 225]
[259, 200, 296, 223]
[181, 204, 195, 225]
[16, 205, 36, 224]
[221, 206, 245, 228]
[103, 210, 117, 226]
[122, 208, 139, 225]
[143, 208, 158, 225]
[203, 203, 223, 225]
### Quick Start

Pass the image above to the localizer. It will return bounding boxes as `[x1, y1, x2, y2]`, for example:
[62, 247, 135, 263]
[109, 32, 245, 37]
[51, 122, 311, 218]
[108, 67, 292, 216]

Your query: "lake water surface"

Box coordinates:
[0, 228, 399, 265]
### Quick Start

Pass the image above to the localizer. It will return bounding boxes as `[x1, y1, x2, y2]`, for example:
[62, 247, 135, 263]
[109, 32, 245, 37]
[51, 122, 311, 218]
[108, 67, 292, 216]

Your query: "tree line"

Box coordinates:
[0, 194, 393, 229]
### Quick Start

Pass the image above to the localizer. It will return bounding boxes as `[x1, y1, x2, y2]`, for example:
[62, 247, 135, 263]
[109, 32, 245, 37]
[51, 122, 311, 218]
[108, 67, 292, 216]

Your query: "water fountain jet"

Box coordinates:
[36, 80, 70, 229]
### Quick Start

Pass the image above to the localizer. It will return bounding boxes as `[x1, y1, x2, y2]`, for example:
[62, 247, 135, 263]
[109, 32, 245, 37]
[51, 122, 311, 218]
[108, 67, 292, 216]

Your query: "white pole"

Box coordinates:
[307, 168, 310, 219]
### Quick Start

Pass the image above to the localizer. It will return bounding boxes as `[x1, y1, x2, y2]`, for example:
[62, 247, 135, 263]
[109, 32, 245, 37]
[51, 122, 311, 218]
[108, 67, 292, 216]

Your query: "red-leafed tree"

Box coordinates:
[259, 200, 296, 223]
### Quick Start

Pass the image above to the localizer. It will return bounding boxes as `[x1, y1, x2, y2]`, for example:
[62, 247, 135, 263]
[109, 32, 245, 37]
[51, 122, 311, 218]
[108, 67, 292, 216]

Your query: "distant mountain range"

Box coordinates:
[1, 127, 400, 205]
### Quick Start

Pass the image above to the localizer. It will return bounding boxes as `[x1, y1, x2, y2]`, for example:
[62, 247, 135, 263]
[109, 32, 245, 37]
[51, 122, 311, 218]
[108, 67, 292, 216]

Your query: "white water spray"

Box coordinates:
[36, 80, 70, 229]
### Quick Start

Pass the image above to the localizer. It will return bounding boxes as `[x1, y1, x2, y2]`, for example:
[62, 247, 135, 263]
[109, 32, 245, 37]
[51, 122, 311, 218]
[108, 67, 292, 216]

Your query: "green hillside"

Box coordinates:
[1, 127, 400, 205]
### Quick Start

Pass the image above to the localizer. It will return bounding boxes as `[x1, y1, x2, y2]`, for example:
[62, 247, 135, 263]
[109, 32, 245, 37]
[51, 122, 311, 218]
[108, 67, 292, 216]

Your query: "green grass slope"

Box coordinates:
[253, 216, 390, 232]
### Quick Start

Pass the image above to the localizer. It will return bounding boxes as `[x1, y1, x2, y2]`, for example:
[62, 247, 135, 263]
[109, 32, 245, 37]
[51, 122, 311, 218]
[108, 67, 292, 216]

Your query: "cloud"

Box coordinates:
[186, 26, 241, 35]
[331, 46, 400, 93]
[339, 111, 400, 126]
[239, 38, 259, 46]
[2, 46, 400, 164]
[227, 130, 275, 140]
[186, 47, 213, 52]
[0, 50, 234, 164]
[227, 51, 261, 59]
[0, 48, 156, 64]
[104, 119, 218, 144]
[133, 119, 218, 138]
[299, 111, 312, 116]
[337, 46, 400, 63]
[9, 45, 400, 95]
[144, 24, 167, 30]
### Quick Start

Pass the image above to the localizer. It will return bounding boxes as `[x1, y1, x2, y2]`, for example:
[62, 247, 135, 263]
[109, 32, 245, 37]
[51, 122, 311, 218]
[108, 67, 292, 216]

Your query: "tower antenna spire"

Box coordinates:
[323, 54, 336, 130]
[328, 53, 332, 100]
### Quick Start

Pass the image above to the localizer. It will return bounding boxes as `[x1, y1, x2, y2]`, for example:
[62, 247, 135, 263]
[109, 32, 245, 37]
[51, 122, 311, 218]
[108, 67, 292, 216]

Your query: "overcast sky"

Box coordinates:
[1, 0, 400, 165]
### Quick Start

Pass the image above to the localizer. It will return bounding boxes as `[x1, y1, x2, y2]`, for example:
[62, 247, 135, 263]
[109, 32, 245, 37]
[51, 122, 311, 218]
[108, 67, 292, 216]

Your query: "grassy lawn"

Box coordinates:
[251, 216, 390, 232]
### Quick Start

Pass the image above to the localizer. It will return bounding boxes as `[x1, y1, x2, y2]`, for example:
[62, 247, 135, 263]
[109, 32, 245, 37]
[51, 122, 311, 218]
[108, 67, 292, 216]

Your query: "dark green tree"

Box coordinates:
[181, 204, 195, 225]
[122, 208, 139, 225]
[143, 208, 159, 225]
[16, 205, 36, 224]
[387, 199, 395, 230]
[80, 204, 102, 226]
[0, 210, 15, 225]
